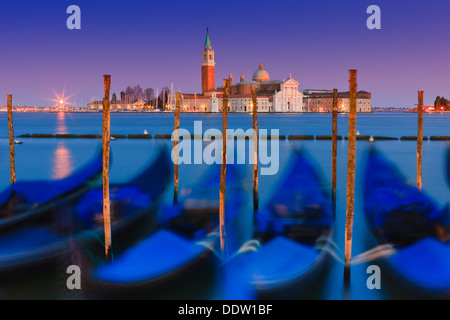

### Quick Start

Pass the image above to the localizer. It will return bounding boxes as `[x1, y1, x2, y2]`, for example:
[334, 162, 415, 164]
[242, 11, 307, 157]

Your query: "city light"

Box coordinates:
[48, 88, 75, 110]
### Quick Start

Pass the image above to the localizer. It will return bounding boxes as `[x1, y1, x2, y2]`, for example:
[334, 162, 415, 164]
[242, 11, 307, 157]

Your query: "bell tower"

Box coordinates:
[201, 28, 215, 94]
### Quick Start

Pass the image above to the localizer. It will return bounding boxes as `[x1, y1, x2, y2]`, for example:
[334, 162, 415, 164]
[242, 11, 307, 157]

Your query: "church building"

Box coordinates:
[180, 29, 305, 113]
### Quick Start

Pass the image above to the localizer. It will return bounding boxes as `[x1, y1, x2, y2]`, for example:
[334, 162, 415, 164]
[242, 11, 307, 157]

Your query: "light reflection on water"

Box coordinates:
[52, 113, 73, 179]
[52, 142, 72, 179]
[56, 112, 68, 135]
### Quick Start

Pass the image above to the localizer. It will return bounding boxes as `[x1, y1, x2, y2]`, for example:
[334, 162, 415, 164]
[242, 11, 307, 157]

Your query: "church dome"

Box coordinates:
[252, 62, 269, 82]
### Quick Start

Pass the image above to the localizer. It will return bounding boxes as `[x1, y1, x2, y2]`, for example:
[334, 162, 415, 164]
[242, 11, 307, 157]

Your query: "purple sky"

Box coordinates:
[0, 0, 449, 107]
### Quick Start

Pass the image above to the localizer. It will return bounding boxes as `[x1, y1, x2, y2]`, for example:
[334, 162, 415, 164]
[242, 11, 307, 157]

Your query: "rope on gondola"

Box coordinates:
[196, 234, 396, 265]
[315, 236, 397, 266]
[196, 231, 222, 259]
[227, 239, 261, 261]
[196, 233, 261, 261]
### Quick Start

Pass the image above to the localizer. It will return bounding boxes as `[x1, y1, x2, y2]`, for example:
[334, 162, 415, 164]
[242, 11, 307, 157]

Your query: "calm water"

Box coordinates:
[0, 112, 449, 300]
[1, 111, 450, 138]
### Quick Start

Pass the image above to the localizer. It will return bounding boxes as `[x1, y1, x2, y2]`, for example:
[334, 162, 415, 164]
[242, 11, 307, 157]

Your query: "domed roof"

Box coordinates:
[252, 62, 269, 82]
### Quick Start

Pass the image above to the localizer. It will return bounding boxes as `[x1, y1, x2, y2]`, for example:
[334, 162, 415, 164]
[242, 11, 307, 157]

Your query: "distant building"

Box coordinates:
[112, 102, 134, 110]
[303, 89, 372, 113]
[87, 100, 137, 111]
[132, 99, 146, 110]
[180, 93, 210, 112]
[87, 101, 102, 110]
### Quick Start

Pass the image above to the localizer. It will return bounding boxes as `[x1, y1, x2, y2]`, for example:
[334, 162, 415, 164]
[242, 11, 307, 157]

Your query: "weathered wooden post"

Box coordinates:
[252, 89, 259, 213]
[417, 91, 424, 191]
[173, 91, 181, 203]
[102, 75, 112, 260]
[332, 89, 338, 209]
[344, 70, 357, 282]
[219, 79, 229, 257]
[7, 95, 15, 185]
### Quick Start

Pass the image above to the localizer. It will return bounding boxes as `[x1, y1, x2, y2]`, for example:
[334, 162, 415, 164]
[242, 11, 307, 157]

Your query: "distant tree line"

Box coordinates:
[434, 96, 450, 111]
[111, 85, 172, 109]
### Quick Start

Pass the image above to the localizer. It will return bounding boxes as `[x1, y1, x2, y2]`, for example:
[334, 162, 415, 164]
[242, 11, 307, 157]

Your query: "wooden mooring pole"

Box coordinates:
[252, 89, 259, 213]
[7, 95, 15, 185]
[344, 70, 357, 282]
[102, 75, 112, 260]
[332, 89, 338, 210]
[219, 79, 229, 258]
[417, 91, 423, 191]
[173, 91, 181, 203]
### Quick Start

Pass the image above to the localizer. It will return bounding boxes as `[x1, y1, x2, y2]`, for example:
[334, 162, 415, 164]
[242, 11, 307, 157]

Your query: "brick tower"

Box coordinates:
[201, 28, 215, 94]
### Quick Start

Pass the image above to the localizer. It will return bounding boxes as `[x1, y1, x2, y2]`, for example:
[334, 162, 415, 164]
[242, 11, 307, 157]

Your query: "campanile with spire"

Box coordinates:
[201, 28, 215, 94]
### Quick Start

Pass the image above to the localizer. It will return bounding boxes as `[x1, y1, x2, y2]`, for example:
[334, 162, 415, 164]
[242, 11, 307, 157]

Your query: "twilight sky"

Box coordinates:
[0, 0, 449, 107]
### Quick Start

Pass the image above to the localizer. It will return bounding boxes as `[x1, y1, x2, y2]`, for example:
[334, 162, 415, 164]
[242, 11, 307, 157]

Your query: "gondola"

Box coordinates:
[88, 163, 246, 297]
[223, 150, 334, 299]
[0, 148, 171, 274]
[363, 148, 450, 297]
[0, 150, 103, 231]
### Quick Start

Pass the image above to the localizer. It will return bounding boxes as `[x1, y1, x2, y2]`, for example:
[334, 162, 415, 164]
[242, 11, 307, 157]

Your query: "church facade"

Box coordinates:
[180, 29, 305, 113]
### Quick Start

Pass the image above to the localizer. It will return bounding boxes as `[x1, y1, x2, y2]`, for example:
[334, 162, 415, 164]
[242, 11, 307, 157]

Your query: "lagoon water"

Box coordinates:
[0, 112, 449, 299]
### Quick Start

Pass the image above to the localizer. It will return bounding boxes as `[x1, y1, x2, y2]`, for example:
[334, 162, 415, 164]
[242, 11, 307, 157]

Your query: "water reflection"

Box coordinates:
[53, 113, 72, 179]
[52, 142, 73, 179]
[56, 112, 68, 134]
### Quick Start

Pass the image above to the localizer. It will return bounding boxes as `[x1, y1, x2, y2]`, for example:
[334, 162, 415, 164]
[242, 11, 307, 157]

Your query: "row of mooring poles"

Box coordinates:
[98, 73, 425, 270]
[97, 73, 425, 274]
[2, 73, 426, 272]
